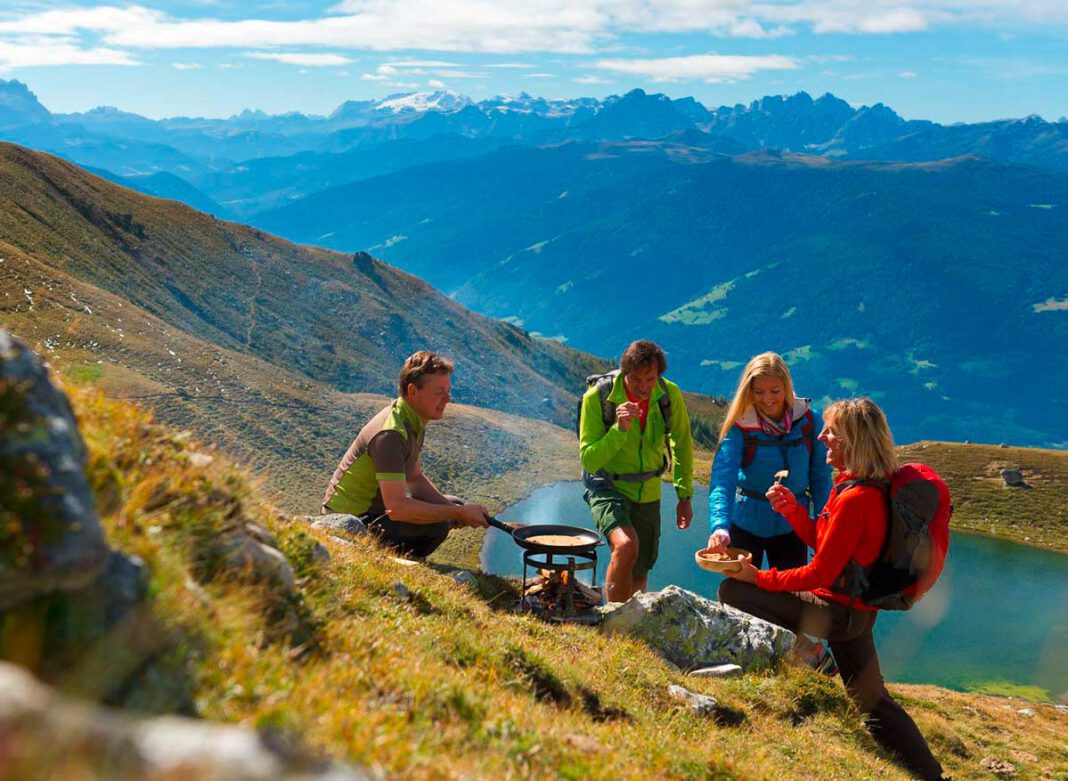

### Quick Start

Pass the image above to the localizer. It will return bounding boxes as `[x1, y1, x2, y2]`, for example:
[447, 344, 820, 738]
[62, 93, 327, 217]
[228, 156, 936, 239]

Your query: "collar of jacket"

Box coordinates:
[394, 397, 426, 438]
[607, 371, 667, 406]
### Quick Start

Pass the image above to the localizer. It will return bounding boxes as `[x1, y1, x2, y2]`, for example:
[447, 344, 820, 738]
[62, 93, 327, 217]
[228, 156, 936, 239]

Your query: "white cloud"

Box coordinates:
[172, 62, 202, 70]
[245, 51, 353, 66]
[593, 53, 798, 83]
[0, 0, 1066, 73]
[573, 74, 613, 84]
[0, 40, 138, 71]
[899, 69, 918, 77]
[383, 59, 462, 67]
[486, 62, 534, 68]
[427, 78, 446, 88]
[524, 72, 555, 78]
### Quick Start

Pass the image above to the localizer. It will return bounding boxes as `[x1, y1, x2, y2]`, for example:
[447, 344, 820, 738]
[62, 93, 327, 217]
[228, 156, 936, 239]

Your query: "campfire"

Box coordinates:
[522, 561, 603, 624]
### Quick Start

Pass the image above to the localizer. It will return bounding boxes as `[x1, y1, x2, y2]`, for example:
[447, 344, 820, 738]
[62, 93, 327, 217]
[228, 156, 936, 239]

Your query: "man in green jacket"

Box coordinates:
[579, 340, 694, 602]
[322, 351, 489, 557]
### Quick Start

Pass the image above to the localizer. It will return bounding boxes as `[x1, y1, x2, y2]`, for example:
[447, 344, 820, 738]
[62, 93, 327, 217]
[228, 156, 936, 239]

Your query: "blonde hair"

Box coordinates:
[823, 398, 898, 479]
[718, 352, 796, 444]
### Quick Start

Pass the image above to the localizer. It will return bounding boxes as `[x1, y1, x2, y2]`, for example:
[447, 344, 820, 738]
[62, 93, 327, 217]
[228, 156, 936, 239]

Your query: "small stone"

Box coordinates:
[1017, 707, 1035, 717]
[688, 664, 743, 679]
[308, 514, 367, 538]
[980, 756, 1017, 775]
[311, 543, 331, 564]
[667, 684, 718, 717]
[328, 535, 353, 548]
[187, 452, 214, 467]
[564, 734, 604, 753]
[1010, 751, 1038, 763]
[392, 582, 410, 600]
[451, 570, 479, 589]
[1054, 704, 1068, 715]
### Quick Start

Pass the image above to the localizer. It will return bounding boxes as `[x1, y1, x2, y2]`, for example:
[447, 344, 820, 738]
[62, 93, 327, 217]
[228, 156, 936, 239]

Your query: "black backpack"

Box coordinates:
[575, 370, 673, 483]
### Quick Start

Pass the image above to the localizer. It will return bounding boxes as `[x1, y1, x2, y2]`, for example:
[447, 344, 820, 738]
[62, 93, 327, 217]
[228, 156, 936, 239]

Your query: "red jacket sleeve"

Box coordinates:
[756, 488, 883, 593]
[781, 501, 817, 548]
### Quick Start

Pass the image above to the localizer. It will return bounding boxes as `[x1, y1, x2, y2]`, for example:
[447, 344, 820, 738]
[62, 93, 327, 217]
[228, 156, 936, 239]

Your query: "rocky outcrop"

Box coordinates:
[1000, 469, 1027, 487]
[600, 585, 795, 672]
[0, 661, 370, 780]
[0, 329, 109, 609]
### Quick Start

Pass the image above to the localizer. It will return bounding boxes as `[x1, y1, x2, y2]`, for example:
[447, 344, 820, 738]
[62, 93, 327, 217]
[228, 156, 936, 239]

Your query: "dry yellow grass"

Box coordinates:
[24, 385, 1062, 781]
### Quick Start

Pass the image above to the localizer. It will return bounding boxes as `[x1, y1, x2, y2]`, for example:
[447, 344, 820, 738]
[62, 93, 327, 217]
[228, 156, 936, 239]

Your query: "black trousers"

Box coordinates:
[729, 524, 808, 570]
[719, 579, 945, 781]
[358, 494, 463, 559]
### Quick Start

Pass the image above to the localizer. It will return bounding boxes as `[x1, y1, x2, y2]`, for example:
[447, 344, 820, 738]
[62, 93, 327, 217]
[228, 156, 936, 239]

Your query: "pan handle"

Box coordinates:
[485, 515, 514, 533]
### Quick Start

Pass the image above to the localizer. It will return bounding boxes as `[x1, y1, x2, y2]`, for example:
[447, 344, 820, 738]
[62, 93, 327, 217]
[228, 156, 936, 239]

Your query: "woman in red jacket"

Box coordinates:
[719, 397, 945, 781]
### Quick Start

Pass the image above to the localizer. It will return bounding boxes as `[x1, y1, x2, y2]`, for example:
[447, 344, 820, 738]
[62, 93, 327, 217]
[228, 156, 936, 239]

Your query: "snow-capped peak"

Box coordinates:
[375, 90, 472, 114]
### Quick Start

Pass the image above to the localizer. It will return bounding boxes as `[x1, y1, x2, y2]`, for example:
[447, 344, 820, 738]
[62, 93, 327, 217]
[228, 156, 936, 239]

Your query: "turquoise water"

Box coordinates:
[481, 481, 1068, 701]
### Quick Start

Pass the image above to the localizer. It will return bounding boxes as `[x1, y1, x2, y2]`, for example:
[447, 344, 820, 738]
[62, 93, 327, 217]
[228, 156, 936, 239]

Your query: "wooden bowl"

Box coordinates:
[694, 547, 753, 574]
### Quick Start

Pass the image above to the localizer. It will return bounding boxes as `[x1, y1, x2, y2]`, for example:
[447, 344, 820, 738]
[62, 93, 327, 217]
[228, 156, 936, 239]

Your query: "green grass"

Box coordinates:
[6, 386, 1064, 780]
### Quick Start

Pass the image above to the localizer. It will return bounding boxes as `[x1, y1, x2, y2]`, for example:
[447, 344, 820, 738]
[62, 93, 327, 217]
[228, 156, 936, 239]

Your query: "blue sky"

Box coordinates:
[1, 1, 1066, 123]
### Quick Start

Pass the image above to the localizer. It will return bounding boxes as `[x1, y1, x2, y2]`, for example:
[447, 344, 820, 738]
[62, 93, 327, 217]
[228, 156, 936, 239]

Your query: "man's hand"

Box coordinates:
[725, 558, 759, 584]
[615, 401, 641, 431]
[675, 498, 693, 529]
[766, 484, 799, 517]
[707, 529, 731, 553]
[454, 504, 490, 528]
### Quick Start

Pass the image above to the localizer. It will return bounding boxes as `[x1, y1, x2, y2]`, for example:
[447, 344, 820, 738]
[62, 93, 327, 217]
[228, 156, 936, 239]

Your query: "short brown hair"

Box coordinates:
[398, 351, 455, 397]
[620, 340, 667, 375]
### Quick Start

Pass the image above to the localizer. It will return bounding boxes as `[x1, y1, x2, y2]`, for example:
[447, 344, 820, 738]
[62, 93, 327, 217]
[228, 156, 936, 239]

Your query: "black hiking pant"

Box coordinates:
[719, 579, 945, 781]
[360, 494, 463, 559]
[729, 525, 808, 570]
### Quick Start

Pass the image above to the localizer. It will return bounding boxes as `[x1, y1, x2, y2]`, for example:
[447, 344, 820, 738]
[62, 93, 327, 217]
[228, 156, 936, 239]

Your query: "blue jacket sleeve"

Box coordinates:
[708, 426, 743, 534]
[807, 409, 833, 518]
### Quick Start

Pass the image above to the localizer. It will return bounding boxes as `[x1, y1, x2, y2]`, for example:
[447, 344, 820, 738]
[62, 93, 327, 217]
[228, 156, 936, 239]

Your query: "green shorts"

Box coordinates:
[585, 488, 661, 578]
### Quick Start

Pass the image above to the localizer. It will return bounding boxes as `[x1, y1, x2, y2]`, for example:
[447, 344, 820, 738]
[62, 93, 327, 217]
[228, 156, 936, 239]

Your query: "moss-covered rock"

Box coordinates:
[0, 329, 108, 609]
[600, 585, 795, 672]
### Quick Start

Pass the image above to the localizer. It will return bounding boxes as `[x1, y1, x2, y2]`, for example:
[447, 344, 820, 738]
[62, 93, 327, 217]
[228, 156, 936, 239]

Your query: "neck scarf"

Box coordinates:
[756, 404, 792, 437]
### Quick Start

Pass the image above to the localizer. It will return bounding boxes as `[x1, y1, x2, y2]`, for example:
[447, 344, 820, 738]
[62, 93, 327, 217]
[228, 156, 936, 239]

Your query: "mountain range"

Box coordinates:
[3, 78, 1066, 448]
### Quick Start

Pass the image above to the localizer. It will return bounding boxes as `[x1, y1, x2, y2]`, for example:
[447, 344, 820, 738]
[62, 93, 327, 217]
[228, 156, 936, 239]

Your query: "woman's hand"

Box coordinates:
[766, 484, 799, 516]
[725, 559, 759, 583]
[707, 529, 731, 553]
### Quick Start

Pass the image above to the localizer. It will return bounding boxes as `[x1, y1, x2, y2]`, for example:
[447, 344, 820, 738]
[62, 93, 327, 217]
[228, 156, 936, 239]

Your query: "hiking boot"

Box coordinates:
[812, 646, 839, 677]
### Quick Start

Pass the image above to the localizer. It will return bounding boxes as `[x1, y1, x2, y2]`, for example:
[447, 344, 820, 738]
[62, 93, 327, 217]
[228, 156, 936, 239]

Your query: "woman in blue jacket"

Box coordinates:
[707, 352, 833, 569]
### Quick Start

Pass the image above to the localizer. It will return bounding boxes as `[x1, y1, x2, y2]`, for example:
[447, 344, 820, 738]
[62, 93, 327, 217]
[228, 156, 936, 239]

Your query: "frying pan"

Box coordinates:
[486, 516, 603, 554]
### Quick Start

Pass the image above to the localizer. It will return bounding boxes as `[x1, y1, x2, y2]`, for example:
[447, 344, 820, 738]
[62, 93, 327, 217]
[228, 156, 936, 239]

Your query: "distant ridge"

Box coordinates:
[0, 141, 604, 426]
[3, 78, 1067, 181]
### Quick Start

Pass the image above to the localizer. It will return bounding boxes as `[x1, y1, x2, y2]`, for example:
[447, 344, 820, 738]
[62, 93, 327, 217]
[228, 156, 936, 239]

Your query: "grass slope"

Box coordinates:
[899, 442, 1068, 552]
[0, 140, 605, 427]
[36, 383, 1065, 781]
[0, 239, 578, 523]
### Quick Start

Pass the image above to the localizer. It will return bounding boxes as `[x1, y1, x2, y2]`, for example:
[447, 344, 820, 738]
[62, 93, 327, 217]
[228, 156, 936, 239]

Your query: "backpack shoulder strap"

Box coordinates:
[834, 477, 890, 496]
[800, 408, 815, 456]
[593, 371, 619, 433]
[656, 377, 671, 435]
[740, 426, 759, 469]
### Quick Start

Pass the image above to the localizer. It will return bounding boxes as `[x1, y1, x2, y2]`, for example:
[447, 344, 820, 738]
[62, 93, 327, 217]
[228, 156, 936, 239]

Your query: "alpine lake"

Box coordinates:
[481, 481, 1068, 703]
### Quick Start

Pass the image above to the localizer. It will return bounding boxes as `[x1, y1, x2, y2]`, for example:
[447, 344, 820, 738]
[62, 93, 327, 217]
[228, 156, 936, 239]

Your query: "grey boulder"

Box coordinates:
[667, 684, 718, 716]
[305, 514, 367, 538]
[600, 585, 795, 672]
[0, 330, 109, 609]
